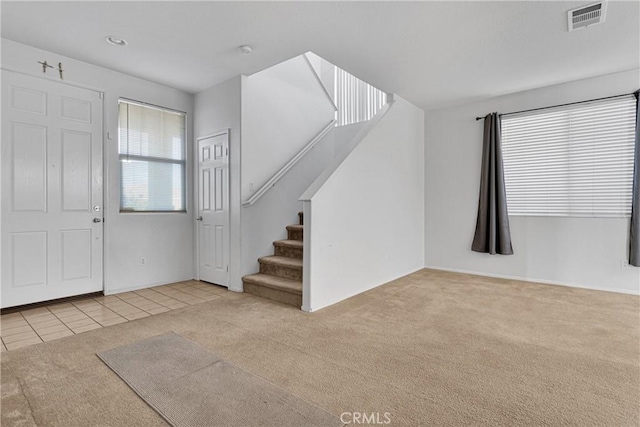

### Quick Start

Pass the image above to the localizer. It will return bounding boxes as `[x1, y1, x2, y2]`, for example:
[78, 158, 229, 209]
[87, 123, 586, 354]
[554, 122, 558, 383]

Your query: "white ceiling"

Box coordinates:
[2, 1, 638, 110]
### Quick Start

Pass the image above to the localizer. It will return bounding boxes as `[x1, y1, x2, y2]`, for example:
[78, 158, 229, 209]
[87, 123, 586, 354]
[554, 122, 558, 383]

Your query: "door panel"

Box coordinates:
[198, 132, 229, 286]
[11, 122, 48, 212]
[10, 231, 48, 287]
[214, 225, 224, 270]
[61, 229, 92, 280]
[202, 169, 211, 211]
[60, 96, 92, 123]
[1, 70, 103, 308]
[202, 224, 212, 269]
[214, 167, 224, 211]
[10, 86, 47, 114]
[61, 130, 92, 211]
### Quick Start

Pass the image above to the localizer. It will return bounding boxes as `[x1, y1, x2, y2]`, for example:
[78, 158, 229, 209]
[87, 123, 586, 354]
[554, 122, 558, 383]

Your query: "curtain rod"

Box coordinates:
[475, 91, 637, 121]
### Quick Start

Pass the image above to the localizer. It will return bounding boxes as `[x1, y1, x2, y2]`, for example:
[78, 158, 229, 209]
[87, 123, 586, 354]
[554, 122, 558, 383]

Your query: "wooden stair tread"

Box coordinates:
[273, 239, 303, 248]
[244, 211, 304, 308]
[242, 273, 302, 295]
[259, 256, 303, 269]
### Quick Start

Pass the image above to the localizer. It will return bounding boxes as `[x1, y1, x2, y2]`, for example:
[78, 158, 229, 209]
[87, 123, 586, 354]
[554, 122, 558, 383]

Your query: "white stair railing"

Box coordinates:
[242, 119, 336, 207]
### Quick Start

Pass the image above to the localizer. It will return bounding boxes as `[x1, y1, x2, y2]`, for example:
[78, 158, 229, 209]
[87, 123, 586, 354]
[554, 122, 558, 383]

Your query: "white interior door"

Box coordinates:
[1, 70, 103, 308]
[197, 131, 229, 286]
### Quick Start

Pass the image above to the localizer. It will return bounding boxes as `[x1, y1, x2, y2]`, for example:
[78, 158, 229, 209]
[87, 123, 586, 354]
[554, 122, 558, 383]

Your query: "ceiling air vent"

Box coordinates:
[568, 2, 607, 31]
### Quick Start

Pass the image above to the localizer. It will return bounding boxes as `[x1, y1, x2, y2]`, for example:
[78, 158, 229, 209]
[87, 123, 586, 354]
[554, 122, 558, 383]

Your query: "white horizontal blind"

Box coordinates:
[118, 100, 186, 212]
[502, 96, 636, 217]
[335, 67, 386, 126]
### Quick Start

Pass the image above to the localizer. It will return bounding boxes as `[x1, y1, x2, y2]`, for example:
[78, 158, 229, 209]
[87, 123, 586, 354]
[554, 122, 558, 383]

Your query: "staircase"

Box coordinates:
[242, 212, 304, 308]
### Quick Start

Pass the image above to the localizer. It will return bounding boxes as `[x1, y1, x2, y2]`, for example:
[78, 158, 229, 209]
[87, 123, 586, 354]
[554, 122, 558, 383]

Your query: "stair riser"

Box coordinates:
[260, 263, 302, 281]
[243, 282, 302, 308]
[287, 229, 303, 241]
[274, 245, 303, 259]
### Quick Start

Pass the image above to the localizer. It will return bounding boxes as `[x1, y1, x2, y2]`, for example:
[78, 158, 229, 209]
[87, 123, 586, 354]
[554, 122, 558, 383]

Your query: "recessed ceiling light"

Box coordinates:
[105, 36, 128, 46]
[239, 45, 253, 55]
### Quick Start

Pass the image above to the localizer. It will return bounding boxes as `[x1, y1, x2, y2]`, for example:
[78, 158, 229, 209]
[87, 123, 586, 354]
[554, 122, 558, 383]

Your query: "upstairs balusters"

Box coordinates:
[335, 67, 387, 127]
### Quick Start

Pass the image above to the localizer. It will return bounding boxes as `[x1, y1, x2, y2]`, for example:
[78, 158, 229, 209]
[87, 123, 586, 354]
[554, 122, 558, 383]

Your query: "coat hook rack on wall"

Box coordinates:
[36, 60, 64, 80]
[37, 60, 54, 73]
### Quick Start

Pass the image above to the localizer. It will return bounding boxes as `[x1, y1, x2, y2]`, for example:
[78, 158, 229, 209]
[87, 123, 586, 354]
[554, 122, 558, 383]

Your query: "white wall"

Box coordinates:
[302, 96, 425, 311]
[241, 120, 366, 281]
[305, 52, 336, 104]
[241, 130, 332, 281]
[240, 55, 336, 201]
[239, 55, 336, 282]
[1, 39, 195, 294]
[425, 68, 640, 295]
[334, 122, 365, 148]
[195, 60, 356, 288]
[194, 77, 242, 291]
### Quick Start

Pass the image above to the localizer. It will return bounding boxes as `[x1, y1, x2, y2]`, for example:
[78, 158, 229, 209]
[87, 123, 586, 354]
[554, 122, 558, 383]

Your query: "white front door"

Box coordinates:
[197, 131, 229, 286]
[1, 70, 104, 308]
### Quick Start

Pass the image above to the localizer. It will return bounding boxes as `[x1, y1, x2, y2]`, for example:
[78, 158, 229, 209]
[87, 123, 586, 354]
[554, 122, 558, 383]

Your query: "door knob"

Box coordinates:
[93, 218, 102, 223]
[196, 216, 203, 221]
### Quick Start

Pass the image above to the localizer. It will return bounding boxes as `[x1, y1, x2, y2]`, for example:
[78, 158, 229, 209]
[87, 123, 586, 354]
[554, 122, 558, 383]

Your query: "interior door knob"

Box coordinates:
[93, 218, 102, 223]
[196, 216, 203, 221]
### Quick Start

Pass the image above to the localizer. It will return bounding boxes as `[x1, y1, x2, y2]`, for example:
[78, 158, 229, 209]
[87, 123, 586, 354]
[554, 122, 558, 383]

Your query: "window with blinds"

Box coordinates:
[501, 96, 636, 217]
[118, 99, 186, 212]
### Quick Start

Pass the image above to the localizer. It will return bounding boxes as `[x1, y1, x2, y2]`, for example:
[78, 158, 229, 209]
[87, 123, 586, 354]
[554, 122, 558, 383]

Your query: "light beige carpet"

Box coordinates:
[97, 332, 342, 427]
[1, 269, 639, 426]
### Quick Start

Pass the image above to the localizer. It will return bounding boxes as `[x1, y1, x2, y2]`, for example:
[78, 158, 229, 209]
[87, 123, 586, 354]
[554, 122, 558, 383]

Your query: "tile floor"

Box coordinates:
[0, 280, 226, 352]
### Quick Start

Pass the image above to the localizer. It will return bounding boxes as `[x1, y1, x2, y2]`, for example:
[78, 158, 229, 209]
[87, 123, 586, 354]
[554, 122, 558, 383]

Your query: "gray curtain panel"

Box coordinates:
[472, 113, 514, 255]
[630, 90, 640, 267]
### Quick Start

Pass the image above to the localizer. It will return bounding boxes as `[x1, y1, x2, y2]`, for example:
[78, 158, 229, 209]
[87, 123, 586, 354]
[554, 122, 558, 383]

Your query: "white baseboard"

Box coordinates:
[425, 265, 640, 296]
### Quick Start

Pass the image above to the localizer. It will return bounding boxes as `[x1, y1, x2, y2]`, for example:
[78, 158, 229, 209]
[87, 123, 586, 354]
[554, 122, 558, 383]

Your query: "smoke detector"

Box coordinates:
[568, 2, 607, 31]
[239, 45, 253, 55]
[105, 36, 128, 46]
